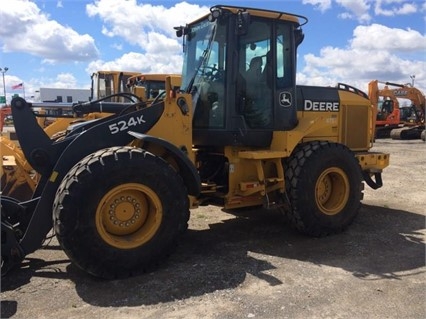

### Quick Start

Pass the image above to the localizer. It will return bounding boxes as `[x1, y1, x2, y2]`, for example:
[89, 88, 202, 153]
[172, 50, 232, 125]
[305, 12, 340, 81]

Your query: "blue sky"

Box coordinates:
[0, 0, 425, 103]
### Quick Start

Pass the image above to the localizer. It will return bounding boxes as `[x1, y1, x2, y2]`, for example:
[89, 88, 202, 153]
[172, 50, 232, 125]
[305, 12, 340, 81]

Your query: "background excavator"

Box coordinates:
[0, 71, 174, 201]
[368, 80, 425, 140]
[2, 5, 389, 279]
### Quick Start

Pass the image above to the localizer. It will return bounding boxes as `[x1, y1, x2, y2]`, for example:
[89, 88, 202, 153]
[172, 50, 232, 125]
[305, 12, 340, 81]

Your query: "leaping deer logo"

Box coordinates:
[279, 92, 292, 107]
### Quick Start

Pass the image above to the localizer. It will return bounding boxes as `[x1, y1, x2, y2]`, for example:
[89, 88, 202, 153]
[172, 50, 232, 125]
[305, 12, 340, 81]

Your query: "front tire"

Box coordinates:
[283, 141, 363, 237]
[53, 146, 189, 279]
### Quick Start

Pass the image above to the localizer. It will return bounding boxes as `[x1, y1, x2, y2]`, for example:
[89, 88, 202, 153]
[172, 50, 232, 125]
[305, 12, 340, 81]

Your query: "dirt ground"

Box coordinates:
[1, 139, 425, 319]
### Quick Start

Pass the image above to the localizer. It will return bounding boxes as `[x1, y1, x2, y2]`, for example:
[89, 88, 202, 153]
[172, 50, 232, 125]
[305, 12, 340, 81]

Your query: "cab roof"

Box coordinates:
[190, 4, 308, 27]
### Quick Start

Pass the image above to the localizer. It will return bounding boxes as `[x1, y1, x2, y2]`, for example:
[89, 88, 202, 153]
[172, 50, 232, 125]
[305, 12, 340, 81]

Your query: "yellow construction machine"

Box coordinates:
[126, 73, 181, 102]
[91, 70, 139, 101]
[2, 5, 389, 279]
[1, 107, 12, 131]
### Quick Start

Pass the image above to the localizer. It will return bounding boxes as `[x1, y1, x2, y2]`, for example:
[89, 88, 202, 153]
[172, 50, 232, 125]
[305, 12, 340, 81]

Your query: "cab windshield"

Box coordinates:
[181, 18, 227, 128]
[181, 19, 222, 91]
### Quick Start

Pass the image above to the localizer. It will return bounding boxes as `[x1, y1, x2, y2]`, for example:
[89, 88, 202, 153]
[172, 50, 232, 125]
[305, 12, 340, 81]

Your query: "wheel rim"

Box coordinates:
[96, 183, 162, 249]
[315, 167, 349, 216]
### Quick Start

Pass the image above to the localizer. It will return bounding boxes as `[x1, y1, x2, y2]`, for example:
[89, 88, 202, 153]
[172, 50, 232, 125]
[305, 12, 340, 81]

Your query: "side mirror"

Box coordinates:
[174, 26, 189, 38]
[294, 28, 305, 47]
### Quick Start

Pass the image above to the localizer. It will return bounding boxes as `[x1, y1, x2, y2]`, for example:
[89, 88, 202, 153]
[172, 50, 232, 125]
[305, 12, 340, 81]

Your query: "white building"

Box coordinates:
[39, 88, 90, 103]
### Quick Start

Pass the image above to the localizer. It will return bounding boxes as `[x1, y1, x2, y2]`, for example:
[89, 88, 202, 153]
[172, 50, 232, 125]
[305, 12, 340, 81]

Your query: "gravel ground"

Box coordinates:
[1, 139, 425, 319]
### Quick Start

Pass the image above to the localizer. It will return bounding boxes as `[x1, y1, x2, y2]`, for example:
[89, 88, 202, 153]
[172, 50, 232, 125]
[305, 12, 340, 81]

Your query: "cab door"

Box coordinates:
[230, 18, 298, 146]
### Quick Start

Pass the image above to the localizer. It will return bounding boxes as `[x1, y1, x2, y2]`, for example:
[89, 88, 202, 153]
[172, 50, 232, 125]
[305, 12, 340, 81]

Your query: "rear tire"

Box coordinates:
[53, 146, 189, 279]
[283, 141, 363, 237]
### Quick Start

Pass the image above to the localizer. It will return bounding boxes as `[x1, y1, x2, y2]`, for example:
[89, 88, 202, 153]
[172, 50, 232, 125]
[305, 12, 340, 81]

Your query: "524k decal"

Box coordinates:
[109, 115, 146, 134]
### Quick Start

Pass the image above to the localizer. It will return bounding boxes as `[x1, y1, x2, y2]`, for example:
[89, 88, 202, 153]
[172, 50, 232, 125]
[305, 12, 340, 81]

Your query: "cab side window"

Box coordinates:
[238, 20, 273, 128]
[276, 23, 293, 89]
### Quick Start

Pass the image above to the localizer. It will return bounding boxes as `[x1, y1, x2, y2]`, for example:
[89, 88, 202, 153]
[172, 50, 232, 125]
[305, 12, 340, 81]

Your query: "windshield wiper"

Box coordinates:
[186, 24, 217, 94]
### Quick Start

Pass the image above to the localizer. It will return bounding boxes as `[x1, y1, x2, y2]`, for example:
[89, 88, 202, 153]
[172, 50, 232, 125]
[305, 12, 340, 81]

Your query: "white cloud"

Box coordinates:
[302, 0, 371, 21]
[303, 0, 419, 22]
[144, 32, 181, 54]
[86, 51, 183, 76]
[395, 3, 417, 15]
[298, 23, 426, 92]
[351, 24, 426, 52]
[111, 43, 123, 51]
[302, 0, 332, 12]
[83, 0, 209, 81]
[48, 73, 78, 88]
[0, 0, 99, 62]
[375, 0, 418, 16]
[336, 0, 371, 22]
[86, 0, 208, 52]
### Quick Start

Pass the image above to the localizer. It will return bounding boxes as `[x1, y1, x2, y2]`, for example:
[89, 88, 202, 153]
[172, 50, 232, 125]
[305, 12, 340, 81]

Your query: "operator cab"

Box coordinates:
[91, 71, 138, 102]
[176, 5, 306, 147]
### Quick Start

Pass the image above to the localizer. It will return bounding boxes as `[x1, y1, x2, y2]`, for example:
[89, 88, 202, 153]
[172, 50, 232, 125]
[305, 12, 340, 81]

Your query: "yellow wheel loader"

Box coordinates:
[1, 5, 389, 279]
